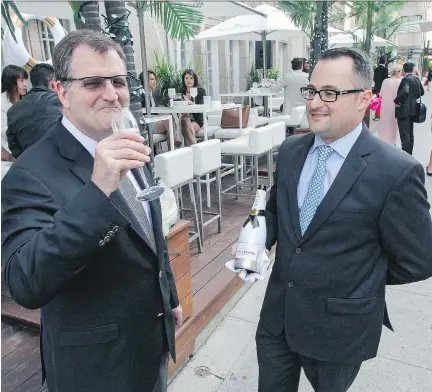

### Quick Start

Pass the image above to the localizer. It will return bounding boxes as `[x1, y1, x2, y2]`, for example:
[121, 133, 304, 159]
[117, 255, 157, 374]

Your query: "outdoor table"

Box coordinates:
[143, 114, 175, 151]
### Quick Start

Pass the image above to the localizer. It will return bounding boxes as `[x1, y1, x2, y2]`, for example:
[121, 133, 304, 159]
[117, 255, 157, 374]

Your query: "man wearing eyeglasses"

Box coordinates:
[257, 47, 432, 392]
[2, 30, 181, 392]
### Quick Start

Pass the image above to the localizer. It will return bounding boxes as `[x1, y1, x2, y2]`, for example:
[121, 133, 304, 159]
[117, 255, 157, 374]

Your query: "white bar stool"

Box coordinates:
[268, 106, 306, 132]
[220, 125, 274, 197]
[154, 147, 202, 253]
[191, 140, 222, 245]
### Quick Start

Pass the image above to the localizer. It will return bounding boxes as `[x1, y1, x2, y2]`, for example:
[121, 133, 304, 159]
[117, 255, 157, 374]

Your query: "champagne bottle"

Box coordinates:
[233, 184, 267, 273]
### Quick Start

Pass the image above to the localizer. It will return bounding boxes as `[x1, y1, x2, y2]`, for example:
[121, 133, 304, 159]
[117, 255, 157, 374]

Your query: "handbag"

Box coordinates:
[220, 105, 250, 128]
[369, 97, 382, 111]
[413, 78, 427, 124]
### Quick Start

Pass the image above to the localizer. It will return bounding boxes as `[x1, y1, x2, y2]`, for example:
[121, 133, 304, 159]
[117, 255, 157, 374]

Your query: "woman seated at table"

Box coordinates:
[139, 70, 180, 149]
[180, 69, 206, 145]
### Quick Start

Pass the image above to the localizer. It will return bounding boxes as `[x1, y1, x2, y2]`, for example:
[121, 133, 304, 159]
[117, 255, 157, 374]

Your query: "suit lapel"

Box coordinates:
[284, 134, 314, 241]
[55, 123, 157, 253]
[300, 126, 373, 243]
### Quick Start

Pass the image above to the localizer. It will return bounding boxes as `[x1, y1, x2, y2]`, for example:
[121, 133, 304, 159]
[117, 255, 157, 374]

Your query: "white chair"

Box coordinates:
[154, 147, 202, 252]
[220, 126, 274, 197]
[152, 133, 168, 154]
[268, 106, 306, 130]
[191, 140, 222, 245]
[249, 108, 268, 128]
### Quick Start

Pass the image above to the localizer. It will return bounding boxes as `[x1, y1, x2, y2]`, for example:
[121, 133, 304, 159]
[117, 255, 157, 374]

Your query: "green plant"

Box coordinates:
[248, 64, 260, 89]
[267, 67, 280, 80]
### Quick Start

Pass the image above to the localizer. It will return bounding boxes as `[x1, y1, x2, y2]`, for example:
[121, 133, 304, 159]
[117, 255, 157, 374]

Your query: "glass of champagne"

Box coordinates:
[111, 107, 164, 201]
[190, 87, 198, 104]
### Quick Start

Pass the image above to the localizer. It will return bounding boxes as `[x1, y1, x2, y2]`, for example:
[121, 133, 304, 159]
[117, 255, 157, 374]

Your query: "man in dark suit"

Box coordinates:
[1, 30, 182, 392]
[6, 63, 61, 158]
[372, 56, 388, 120]
[394, 62, 424, 155]
[257, 47, 432, 392]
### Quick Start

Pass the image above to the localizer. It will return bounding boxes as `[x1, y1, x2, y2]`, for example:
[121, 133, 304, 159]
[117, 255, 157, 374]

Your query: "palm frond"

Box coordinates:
[1, 1, 26, 43]
[277, 1, 315, 38]
[135, 1, 203, 40]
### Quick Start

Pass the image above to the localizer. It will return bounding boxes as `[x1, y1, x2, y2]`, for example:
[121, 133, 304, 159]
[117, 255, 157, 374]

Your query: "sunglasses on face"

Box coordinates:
[60, 75, 132, 91]
[300, 87, 364, 102]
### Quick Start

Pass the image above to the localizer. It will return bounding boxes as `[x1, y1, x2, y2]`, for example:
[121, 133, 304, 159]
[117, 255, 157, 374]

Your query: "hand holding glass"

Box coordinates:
[111, 107, 164, 201]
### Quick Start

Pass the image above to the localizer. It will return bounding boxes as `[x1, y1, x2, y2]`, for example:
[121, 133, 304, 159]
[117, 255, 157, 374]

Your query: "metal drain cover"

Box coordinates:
[194, 366, 211, 378]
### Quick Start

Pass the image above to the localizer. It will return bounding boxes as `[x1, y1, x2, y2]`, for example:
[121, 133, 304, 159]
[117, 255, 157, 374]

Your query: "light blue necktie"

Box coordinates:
[299, 145, 334, 235]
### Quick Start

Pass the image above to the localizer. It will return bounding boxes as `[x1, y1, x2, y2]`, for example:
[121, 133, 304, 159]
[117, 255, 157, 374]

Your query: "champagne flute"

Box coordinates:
[111, 107, 164, 201]
[190, 87, 198, 104]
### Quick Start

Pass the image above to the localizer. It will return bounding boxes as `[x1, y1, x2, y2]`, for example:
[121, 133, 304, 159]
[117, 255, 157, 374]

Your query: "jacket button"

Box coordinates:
[295, 248, 301, 254]
[288, 282, 294, 288]
[108, 231, 115, 237]
[113, 226, 119, 232]
[159, 270, 162, 278]
[104, 236, 111, 242]
[99, 239, 105, 247]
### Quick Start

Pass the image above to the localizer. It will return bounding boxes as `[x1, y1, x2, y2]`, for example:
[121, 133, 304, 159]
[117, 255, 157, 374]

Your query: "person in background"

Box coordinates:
[302, 58, 310, 74]
[139, 70, 179, 149]
[270, 57, 309, 115]
[427, 67, 432, 92]
[6, 63, 61, 158]
[1, 65, 28, 162]
[394, 62, 424, 155]
[372, 56, 388, 120]
[258, 47, 432, 392]
[378, 64, 402, 146]
[179, 69, 206, 145]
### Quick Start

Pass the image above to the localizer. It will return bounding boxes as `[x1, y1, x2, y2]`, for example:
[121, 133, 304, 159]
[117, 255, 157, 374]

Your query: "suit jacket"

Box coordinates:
[1, 120, 180, 392]
[373, 65, 388, 94]
[262, 125, 432, 365]
[271, 70, 309, 114]
[394, 74, 424, 119]
[6, 86, 62, 158]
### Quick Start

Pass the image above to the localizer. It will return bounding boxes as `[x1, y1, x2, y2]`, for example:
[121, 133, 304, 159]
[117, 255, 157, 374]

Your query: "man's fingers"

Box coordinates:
[109, 148, 151, 163]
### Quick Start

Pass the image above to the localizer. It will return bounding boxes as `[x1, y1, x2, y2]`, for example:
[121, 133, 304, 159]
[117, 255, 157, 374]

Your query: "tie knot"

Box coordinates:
[317, 145, 333, 161]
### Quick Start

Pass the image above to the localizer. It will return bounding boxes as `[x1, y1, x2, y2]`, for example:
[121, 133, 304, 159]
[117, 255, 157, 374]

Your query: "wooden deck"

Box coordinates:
[1, 172, 261, 390]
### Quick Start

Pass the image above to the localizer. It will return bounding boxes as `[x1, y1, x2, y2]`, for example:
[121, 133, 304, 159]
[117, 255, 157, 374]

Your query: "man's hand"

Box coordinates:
[91, 131, 151, 197]
[172, 305, 183, 329]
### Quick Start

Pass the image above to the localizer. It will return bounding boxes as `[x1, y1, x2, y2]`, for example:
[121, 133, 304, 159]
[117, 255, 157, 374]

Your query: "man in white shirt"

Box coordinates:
[2, 29, 181, 392]
[271, 57, 310, 115]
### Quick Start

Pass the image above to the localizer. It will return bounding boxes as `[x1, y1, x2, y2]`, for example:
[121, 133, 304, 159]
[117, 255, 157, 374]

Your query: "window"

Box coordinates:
[206, 40, 213, 97]
[180, 39, 187, 69]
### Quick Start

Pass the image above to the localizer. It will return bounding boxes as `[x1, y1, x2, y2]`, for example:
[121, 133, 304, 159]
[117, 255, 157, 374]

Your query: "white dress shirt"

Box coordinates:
[61, 116, 152, 225]
[297, 123, 363, 209]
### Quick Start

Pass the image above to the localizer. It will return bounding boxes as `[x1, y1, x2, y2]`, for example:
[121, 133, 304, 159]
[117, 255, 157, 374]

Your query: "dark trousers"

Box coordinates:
[397, 117, 414, 155]
[256, 323, 361, 392]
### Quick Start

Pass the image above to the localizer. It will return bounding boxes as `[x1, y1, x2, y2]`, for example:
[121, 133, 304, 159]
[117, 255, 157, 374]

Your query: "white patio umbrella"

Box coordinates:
[329, 28, 395, 48]
[191, 4, 303, 75]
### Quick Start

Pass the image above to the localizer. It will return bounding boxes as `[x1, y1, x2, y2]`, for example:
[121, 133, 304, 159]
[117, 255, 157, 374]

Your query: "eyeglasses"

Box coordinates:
[300, 87, 364, 102]
[59, 75, 132, 91]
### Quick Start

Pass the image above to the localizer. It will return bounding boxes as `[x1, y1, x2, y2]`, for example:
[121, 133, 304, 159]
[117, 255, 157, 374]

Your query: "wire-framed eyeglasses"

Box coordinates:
[59, 74, 133, 92]
[300, 87, 364, 102]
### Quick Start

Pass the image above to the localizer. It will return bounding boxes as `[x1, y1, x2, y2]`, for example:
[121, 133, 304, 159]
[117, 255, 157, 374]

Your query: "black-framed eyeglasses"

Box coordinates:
[300, 87, 364, 102]
[59, 75, 132, 91]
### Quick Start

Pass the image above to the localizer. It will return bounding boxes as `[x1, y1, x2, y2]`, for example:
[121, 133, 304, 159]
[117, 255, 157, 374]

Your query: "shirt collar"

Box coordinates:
[310, 123, 363, 159]
[61, 116, 98, 158]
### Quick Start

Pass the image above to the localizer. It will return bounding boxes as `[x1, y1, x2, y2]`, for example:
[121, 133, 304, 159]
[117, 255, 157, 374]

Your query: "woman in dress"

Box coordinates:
[179, 69, 206, 145]
[1, 65, 28, 162]
[378, 64, 402, 146]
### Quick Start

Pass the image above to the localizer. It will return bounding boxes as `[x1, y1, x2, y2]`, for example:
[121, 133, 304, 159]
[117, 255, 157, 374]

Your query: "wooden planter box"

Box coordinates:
[167, 219, 193, 322]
